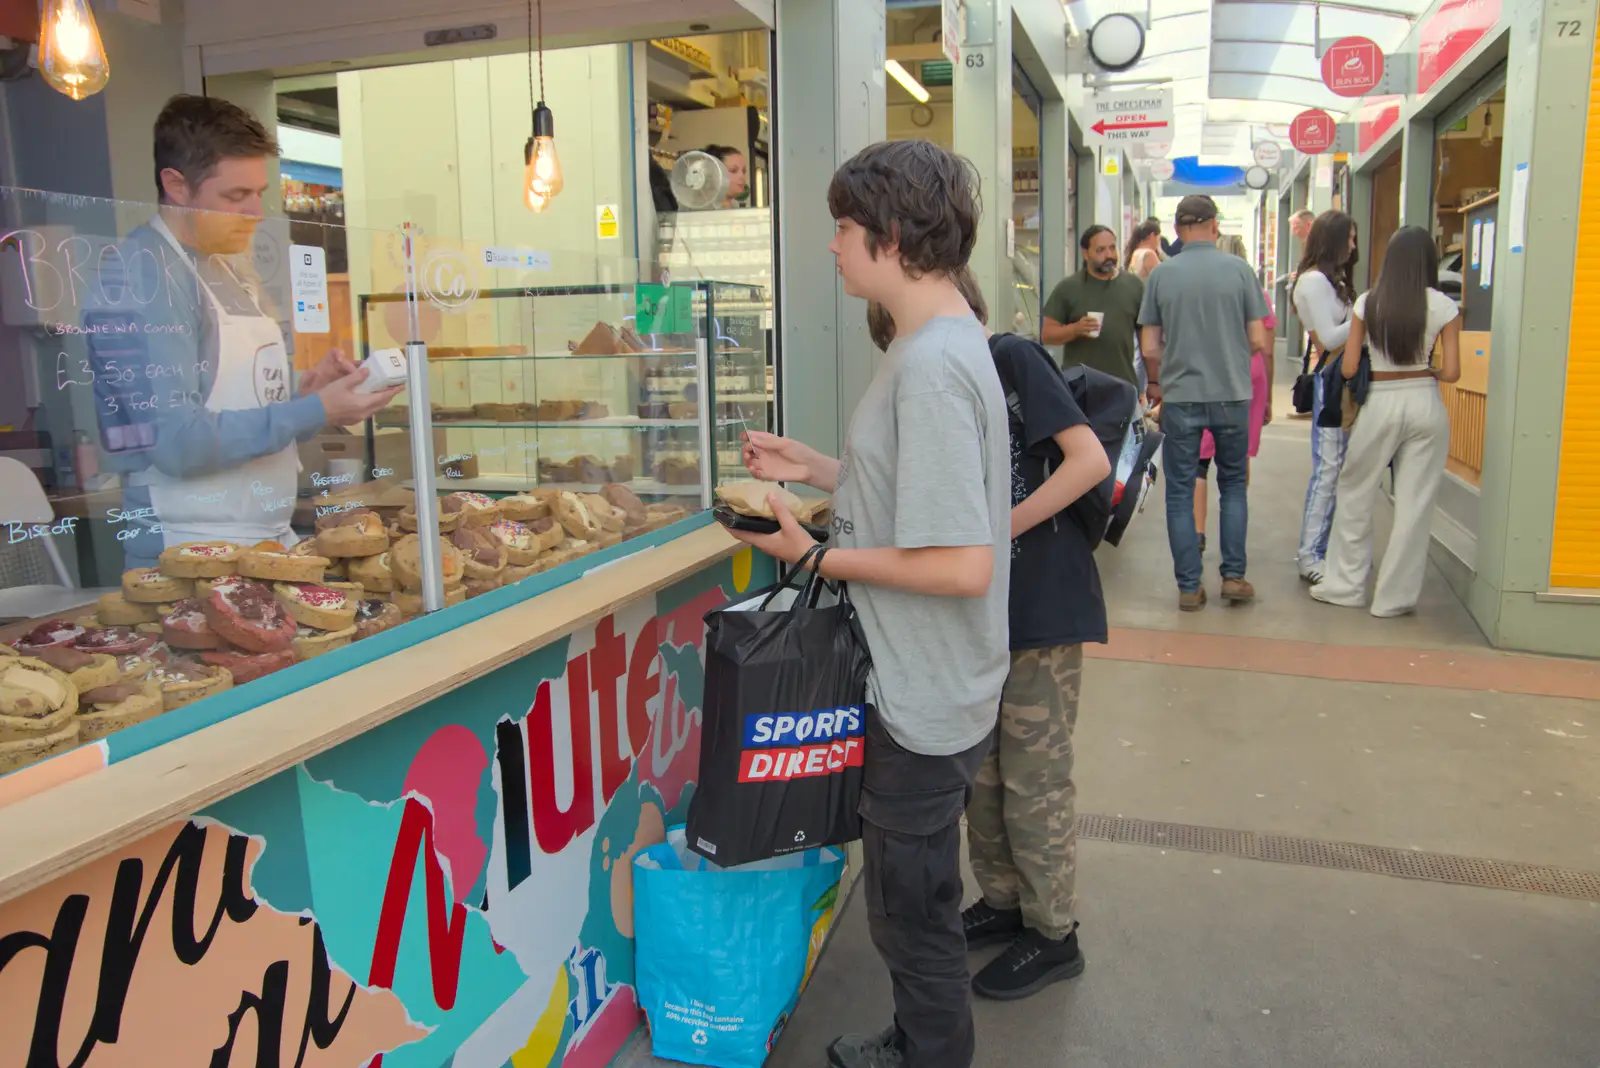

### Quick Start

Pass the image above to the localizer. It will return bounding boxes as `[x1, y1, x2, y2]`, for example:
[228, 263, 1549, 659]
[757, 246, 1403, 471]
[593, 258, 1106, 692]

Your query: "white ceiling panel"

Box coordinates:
[1071, 0, 1425, 165]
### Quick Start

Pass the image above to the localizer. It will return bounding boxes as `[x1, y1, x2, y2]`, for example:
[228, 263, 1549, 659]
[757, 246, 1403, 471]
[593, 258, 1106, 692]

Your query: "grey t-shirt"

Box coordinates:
[1136, 240, 1269, 403]
[831, 315, 1011, 756]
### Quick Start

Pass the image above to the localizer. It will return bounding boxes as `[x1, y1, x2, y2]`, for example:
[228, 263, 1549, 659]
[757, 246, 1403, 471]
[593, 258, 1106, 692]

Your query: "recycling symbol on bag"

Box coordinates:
[692, 1030, 709, 1046]
[793, 830, 807, 843]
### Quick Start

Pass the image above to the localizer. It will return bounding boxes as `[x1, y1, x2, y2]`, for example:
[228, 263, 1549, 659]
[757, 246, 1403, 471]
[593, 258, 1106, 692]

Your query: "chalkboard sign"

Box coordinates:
[1459, 196, 1498, 334]
[83, 310, 159, 455]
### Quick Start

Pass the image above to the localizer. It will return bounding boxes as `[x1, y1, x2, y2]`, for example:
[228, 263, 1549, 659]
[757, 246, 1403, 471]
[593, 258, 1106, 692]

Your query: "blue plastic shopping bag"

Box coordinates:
[635, 825, 846, 1067]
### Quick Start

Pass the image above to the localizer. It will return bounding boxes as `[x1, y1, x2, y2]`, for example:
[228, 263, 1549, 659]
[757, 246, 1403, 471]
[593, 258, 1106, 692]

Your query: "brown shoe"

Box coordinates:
[1179, 588, 1207, 612]
[1221, 578, 1255, 605]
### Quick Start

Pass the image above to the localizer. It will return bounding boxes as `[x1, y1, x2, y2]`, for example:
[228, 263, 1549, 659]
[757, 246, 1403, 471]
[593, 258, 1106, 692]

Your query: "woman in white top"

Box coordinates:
[1291, 211, 1360, 583]
[1311, 226, 1461, 617]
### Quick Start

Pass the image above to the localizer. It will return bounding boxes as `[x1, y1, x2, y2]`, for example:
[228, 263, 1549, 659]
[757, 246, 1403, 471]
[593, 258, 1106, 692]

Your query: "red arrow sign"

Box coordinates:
[1091, 118, 1169, 136]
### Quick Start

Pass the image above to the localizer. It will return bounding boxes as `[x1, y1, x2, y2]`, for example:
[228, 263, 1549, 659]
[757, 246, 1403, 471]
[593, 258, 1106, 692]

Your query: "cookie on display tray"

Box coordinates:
[158, 541, 243, 579]
[348, 552, 398, 593]
[0, 656, 81, 773]
[239, 548, 328, 584]
[443, 491, 500, 529]
[24, 645, 120, 694]
[145, 659, 232, 711]
[354, 599, 403, 640]
[201, 646, 298, 683]
[498, 491, 555, 522]
[75, 625, 158, 658]
[389, 534, 465, 591]
[76, 680, 165, 741]
[11, 619, 89, 656]
[391, 584, 466, 616]
[316, 509, 390, 559]
[162, 599, 223, 650]
[95, 591, 163, 627]
[203, 580, 298, 653]
[121, 568, 194, 604]
[489, 519, 543, 567]
[449, 525, 508, 581]
[274, 583, 359, 632]
[291, 625, 358, 661]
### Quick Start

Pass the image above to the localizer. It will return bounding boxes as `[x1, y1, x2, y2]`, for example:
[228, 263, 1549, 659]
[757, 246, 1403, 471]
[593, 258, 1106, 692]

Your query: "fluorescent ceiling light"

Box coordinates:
[885, 59, 930, 103]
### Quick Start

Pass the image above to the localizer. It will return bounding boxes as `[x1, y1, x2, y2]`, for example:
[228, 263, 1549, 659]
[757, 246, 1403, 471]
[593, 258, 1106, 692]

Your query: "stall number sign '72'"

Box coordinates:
[1088, 89, 1174, 145]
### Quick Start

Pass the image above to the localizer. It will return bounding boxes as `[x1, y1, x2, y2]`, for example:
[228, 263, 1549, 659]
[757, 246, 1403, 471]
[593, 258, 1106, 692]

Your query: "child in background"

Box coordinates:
[871, 267, 1112, 1002]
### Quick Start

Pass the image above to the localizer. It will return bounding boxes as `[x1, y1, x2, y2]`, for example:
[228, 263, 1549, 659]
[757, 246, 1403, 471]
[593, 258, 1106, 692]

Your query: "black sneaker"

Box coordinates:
[971, 924, 1085, 1001]
[827, 1025, 904, 1068]
[961, 900, 1024, 949]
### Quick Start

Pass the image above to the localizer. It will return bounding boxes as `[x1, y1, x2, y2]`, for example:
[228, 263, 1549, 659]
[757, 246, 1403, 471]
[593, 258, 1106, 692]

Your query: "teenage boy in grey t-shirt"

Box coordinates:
[729, 139, 1009, 1068]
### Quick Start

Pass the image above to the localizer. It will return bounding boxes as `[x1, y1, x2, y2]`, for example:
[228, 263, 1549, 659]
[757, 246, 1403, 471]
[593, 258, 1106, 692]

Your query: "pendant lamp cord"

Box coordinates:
[527, 0, 545, 123]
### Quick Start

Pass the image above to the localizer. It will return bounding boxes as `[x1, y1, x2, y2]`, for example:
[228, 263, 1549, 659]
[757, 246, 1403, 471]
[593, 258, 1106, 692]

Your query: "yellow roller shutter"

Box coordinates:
[1551, 36, 1600, 588]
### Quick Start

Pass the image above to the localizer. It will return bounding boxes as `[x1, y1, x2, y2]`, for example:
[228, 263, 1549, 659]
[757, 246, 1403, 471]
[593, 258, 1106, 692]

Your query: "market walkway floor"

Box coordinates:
[623, 375, 1600, 1068]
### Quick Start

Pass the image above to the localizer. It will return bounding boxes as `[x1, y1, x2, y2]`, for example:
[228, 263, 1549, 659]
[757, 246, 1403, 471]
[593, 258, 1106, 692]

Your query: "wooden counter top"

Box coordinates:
[0, 524, 742, 905]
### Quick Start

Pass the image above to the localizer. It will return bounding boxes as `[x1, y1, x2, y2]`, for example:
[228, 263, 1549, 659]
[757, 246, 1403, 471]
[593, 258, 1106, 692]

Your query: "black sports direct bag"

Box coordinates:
[686, 547, 874, 867]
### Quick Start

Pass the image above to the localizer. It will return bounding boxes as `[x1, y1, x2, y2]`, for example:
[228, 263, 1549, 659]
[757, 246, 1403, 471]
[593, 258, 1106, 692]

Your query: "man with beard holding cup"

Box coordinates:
[107, 95, 400, 567]
[1041, 224, 1144, 387]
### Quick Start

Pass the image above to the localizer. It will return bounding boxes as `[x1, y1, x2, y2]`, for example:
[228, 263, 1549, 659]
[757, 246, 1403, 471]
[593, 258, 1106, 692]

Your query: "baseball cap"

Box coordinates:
[1175, 195, 1219, 227]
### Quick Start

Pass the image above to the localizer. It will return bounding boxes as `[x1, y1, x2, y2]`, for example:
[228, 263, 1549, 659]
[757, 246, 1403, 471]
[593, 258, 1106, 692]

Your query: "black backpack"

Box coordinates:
[988, 334, 1163, 549]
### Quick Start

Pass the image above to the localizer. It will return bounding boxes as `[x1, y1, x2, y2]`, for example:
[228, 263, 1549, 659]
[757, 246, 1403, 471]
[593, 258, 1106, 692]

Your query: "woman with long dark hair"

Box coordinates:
[1125, 220, 1164, 269]
[1311, 227, 1460, 616]
[1291, 210, 1359, 583]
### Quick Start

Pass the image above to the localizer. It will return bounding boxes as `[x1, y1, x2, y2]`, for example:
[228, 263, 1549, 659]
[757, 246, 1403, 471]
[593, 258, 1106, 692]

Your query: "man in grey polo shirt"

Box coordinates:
[1138, 196, 1269, 611]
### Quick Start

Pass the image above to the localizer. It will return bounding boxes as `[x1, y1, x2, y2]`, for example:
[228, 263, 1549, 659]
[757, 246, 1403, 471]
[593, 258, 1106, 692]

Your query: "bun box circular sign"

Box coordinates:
[1290, 109, 1337, 155]
[1320, 35, 1385, 97]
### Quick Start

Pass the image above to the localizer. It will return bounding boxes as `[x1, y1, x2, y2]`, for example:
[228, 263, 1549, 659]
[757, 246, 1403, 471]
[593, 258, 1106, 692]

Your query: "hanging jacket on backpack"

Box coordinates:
[988, 333, 1162, 549]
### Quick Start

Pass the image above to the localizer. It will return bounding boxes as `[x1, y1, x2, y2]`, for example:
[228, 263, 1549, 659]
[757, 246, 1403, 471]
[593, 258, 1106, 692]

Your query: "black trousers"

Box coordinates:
[859, 714, 990, 1068]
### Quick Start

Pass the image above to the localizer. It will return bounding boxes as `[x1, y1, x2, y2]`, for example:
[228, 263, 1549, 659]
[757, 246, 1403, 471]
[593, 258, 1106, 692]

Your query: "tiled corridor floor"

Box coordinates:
[624, 375, 1600, 1068]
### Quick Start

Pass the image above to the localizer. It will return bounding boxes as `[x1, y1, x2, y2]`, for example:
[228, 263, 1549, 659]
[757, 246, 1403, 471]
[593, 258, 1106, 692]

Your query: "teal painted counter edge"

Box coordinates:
[100, 511, 716, 764]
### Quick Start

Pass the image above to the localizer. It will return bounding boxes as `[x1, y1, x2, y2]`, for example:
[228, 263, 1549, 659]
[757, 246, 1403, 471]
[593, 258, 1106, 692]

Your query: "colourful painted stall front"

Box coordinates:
[0, 527, 776, 1068]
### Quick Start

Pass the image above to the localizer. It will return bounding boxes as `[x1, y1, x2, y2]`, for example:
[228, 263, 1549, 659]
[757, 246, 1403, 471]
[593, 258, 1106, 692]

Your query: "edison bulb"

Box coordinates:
[522, 104, 564, 213]
[39, 0, 110, 101]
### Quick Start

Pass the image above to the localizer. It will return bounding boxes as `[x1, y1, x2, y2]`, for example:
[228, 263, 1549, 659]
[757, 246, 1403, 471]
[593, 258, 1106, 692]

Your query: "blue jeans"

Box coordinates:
[1161, 400, 1250, 592]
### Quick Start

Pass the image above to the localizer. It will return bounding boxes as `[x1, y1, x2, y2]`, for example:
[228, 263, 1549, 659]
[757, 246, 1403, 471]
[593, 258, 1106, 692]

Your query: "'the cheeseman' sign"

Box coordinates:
[1087, 88, 1174, 146]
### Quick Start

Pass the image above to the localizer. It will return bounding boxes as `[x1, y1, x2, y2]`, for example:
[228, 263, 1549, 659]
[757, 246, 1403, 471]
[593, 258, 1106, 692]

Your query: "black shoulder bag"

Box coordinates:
[1292, 335, 1322, 414]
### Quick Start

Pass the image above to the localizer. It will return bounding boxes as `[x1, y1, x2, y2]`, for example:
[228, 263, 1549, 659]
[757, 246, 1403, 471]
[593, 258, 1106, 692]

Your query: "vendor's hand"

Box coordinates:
[299, 349, 360, 395]
[1146, 382, 1163, 408]
[742, 431, 815, 484]
[317, 367, 403, 427]
[725, 494, 818, 565]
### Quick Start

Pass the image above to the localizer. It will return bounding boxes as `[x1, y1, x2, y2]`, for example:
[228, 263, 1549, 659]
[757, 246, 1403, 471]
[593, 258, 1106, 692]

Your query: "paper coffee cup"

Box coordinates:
[1086, 312, 1104, 338]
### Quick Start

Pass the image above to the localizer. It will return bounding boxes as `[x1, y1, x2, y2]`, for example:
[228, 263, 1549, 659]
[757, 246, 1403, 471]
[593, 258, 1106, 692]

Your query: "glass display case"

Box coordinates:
[355, 279, 769, 502]
[0, 186, 766, 777]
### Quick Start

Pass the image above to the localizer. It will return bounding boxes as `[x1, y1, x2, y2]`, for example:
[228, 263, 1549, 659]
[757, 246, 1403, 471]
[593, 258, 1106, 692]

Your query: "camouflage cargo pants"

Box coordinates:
[966, 644, 1081, 940]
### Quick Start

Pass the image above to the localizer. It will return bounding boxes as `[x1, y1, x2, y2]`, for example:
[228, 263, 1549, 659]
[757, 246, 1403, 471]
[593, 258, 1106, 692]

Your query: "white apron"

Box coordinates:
[138, 217, 301, 549]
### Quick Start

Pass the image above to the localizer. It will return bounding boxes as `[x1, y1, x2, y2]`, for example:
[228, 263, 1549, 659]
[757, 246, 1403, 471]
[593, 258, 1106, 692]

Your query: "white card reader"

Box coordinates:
[356, 347, 409, 393]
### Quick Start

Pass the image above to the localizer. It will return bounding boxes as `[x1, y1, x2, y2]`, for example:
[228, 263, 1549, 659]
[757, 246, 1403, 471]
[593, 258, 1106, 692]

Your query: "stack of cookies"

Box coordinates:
[312, 509, 404, 636]
[160, 544, 355, 680]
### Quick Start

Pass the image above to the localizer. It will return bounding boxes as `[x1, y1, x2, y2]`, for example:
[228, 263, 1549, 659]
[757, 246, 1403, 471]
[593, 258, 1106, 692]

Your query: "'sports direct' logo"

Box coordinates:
[737, 707, 865, 783]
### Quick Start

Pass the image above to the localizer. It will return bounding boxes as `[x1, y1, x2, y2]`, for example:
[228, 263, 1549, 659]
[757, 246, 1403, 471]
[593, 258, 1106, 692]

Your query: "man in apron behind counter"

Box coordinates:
[112, 95, 400, 568]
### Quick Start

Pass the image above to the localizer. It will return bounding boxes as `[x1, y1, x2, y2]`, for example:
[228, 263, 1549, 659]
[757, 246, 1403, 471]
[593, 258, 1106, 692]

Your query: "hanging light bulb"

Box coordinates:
[520, 0, 562, 212]
[39, 0, 110, 101]
[523, 104, 564, 213]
